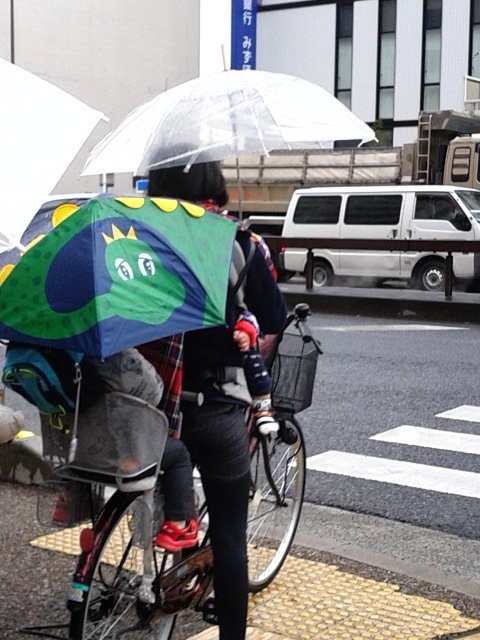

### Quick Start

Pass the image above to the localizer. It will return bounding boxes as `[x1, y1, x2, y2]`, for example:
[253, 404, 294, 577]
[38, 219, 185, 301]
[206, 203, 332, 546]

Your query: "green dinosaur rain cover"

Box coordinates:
[0, 196, 237, 357]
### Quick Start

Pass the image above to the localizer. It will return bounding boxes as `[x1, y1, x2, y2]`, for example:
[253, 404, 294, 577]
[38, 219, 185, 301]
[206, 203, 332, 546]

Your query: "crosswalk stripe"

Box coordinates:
[306, 451, 480, 498]
[315, 324, 467, 332]
[371, 425, 480, 455]
[436, 405, 480, 423]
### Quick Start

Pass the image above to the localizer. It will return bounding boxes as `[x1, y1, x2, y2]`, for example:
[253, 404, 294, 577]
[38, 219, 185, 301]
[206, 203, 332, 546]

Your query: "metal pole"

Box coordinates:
[306, 249, 313, 290]
[444, 252, 453, 300]
[235, 158, 243, 221]
[10, 0, 15, 64]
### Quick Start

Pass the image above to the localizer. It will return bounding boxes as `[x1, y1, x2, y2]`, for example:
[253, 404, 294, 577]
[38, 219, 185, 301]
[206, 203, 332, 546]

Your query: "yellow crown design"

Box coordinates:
[102, 224, 137, 245]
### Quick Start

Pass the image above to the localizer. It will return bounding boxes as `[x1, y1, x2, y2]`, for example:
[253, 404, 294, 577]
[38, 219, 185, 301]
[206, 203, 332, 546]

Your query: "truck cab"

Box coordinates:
[443, 135, 480, 190]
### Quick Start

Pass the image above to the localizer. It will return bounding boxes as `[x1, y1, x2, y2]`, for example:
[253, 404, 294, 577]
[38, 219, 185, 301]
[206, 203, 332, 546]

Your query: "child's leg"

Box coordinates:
[243, 348, 279, 435]
[155, 438, 198, 552]
[160, 437, 194, 522]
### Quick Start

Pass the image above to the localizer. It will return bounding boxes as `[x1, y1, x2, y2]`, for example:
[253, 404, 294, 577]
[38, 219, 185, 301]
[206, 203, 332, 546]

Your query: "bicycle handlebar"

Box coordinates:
[290, 303, 323, 353]
[296, 316, 313, 343]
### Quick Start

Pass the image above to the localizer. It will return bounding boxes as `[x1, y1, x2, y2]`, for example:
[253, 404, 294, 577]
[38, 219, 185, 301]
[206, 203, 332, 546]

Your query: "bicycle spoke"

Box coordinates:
[247, 421, 306, 591]
[71, 495, 177, 640]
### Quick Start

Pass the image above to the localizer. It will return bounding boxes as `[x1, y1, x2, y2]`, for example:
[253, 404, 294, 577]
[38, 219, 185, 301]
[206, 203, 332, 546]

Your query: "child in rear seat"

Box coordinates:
[57, 348, 198, 552]
[92, 348, 198, 552]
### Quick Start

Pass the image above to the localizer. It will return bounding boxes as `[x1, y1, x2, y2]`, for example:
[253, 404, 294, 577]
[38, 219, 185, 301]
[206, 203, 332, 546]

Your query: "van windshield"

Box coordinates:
[456, 190, 480, 220]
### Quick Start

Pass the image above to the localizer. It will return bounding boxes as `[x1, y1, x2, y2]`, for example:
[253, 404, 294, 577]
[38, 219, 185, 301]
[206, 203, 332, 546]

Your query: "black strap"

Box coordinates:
[229, 239, 254, 304]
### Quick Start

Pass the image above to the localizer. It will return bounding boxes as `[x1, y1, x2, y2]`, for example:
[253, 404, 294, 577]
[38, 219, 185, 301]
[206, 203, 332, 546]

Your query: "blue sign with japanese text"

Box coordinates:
[231, 0, 257, 70]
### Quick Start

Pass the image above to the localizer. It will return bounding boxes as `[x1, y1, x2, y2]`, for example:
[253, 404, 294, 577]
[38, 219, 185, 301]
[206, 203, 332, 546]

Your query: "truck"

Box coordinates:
[222, 110, 480, 220]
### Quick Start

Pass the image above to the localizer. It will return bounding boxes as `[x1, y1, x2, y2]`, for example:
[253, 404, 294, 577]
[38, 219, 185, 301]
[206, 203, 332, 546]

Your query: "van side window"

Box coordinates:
[449, 146, 471, 183]
[293, 196, 341, 224]
[415, 194, 472, 231]
[344, 195, 402, 225]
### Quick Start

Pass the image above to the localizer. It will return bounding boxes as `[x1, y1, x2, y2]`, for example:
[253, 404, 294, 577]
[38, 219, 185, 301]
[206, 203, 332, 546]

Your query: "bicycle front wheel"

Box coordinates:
[247, 417, 306, 592]
[69, 490, 177, 640]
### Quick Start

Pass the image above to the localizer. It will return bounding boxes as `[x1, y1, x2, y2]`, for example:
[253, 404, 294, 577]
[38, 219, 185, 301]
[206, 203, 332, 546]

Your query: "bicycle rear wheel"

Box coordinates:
[247, 417, 306, 592]
[68, 490, 177, 640]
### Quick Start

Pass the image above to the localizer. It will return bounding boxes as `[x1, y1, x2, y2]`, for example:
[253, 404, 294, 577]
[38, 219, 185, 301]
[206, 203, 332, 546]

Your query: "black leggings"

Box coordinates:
[181, 401, 250, 640]
[160, 437, 194, 521]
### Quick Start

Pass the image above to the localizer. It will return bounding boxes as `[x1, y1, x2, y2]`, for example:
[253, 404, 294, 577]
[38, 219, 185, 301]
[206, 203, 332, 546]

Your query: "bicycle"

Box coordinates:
[24, 302, 321, 640]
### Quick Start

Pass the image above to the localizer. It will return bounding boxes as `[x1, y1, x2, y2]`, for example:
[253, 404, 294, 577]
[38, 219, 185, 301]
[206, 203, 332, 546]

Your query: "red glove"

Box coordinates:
[233, 319, 258, 347]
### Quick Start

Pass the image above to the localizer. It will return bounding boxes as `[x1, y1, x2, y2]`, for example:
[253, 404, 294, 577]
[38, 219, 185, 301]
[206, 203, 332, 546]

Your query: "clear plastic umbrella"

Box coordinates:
[82, 69, 376, 177]
[0, 58, 107, 253]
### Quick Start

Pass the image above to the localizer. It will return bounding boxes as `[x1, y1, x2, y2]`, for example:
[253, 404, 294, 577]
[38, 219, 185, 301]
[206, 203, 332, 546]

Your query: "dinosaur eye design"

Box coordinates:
[138, 253, 155, 277]
[114, 257, 134, 281]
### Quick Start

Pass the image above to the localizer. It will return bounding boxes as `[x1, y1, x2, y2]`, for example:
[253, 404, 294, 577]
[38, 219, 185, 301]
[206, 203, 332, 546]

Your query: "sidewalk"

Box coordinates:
[5, 482, 480, 640]
[29, 527, 480, 640]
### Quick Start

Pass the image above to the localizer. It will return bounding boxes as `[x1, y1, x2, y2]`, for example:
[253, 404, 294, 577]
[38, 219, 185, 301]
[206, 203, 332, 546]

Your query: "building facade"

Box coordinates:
[253, 0, 480, 147]
[0, 0, 200, 193]
[3, 1, 479, 192]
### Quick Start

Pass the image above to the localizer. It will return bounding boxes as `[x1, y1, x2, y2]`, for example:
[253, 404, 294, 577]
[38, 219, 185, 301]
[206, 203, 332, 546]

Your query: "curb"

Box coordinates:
[280, 284, 480, 323]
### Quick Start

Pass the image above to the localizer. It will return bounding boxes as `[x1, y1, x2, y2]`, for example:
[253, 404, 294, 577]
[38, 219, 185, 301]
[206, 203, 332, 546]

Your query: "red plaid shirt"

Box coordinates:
[138, 334, 183, 438]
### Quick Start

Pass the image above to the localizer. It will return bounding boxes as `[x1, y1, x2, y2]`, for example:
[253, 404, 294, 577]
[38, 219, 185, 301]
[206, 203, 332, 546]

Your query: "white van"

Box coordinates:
[280, 185, 480, 291]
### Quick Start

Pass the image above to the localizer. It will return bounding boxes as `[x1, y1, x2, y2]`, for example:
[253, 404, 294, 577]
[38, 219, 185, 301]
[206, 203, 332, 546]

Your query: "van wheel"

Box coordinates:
[415, 259, 445, 291]
[311, 261, 333, 287]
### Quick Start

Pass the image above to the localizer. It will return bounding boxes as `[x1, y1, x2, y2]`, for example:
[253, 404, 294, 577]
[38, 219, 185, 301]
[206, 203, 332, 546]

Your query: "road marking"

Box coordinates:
[315, 324, 467, 332]
[306, 451, 480, 498]
[437, 405, 480, 423]
[371, 425, 480, 455]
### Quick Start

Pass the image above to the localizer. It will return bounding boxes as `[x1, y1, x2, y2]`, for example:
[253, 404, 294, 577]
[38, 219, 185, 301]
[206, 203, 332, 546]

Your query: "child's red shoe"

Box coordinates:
[154, 519, 199, 552]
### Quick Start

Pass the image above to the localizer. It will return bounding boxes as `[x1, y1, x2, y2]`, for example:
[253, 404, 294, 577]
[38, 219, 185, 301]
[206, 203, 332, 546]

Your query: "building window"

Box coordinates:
[422, 0, 442, 110]
[378, 0, 396, 125]
[471, 0, 480, 77]
[336, 2, 353, 109]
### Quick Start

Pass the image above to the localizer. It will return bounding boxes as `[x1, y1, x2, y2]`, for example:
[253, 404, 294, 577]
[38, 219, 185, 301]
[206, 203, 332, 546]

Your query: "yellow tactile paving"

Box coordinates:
[191, 630, 288, 640]
[30, 529, 480, 640]
[246, 555, 480, 640]
[30, 525, 82, 555]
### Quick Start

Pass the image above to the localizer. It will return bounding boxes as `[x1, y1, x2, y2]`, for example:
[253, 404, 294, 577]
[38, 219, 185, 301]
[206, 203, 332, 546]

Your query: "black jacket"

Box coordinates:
[183, 229, 287, 390]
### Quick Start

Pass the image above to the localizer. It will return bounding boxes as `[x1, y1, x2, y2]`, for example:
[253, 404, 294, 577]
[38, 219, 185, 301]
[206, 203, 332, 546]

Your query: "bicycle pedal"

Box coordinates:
[202, 597, 218, 625]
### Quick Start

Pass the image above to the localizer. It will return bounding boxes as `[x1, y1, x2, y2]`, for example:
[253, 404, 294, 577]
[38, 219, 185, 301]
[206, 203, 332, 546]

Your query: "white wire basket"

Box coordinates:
[41, 391, 169, 491]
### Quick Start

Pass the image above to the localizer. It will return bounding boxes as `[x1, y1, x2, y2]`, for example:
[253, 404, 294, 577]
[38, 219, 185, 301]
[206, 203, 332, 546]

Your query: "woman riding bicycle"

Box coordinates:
[145, 159, 287, 640]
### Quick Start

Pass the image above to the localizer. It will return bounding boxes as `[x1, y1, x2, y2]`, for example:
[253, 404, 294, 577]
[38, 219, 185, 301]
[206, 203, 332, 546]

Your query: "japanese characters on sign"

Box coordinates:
[231, 0, 257, 70]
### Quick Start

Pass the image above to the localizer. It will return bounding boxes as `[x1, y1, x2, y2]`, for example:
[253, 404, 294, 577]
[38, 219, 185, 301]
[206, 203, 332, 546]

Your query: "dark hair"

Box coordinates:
[148, 161, 229, 207]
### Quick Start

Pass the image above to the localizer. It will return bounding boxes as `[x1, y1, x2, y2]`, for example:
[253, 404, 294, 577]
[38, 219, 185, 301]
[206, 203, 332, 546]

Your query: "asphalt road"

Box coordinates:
[297, 309, 480, 539]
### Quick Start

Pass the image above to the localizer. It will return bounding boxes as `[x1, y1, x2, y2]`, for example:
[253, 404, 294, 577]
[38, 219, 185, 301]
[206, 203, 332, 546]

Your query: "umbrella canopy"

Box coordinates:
[81, 69, 376, 176]
[0, 196, 237, 358]
[0, 58, 107, 253]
